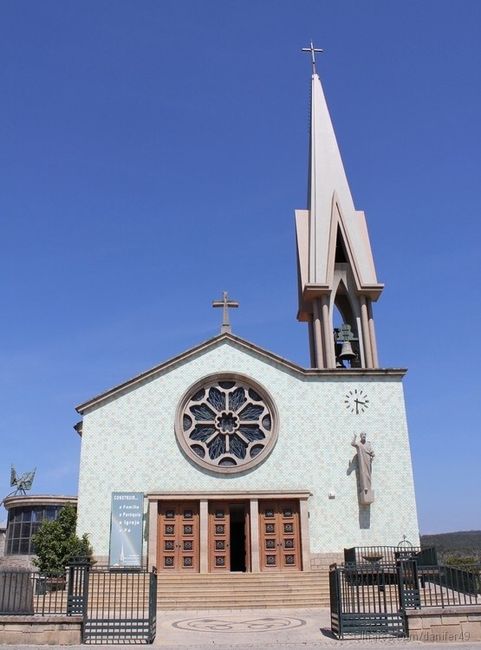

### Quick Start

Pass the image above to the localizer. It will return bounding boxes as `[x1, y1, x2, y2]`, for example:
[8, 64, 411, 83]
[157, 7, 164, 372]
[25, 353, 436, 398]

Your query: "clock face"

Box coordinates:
[345, 389, 369, 414]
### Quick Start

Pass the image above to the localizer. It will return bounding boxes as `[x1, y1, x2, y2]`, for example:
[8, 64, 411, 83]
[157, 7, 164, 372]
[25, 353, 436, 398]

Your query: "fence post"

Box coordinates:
[148, 567, 157, 643]
[66, 560, 90, 617]
[329, 563, 343, 638]
[397, 558, 420, 610]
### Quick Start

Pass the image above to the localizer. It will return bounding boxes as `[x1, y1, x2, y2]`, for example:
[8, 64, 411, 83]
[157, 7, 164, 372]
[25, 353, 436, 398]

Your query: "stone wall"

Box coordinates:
[406, 606, 481, 642]
[310, 552, 343, 570]
[0, 529, 5, 557]
[0, 555, 35, 570]
[0, 616, 82, 645]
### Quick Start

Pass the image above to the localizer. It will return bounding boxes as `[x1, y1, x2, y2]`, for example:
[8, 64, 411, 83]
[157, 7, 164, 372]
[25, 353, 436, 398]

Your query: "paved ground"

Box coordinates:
[152, 607, 480, 649]
[156, 606, 334, 647]
[4, 607, 481, 649]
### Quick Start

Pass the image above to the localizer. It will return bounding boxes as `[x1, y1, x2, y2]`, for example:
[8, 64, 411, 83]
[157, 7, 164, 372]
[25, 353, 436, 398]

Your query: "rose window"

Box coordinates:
[175, 375, 278, 473]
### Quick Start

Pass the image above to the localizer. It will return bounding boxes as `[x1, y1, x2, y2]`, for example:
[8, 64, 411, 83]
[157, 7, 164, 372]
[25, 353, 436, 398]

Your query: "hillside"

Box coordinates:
[421, 530, 481, 562]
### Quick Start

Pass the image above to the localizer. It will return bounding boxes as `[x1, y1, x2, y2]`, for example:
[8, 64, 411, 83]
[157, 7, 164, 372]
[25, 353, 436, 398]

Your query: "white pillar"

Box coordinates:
[312, 300, 325, 368]
[321, 295, 335, 368]
[199, 499, 209, 573]
[360, 295, 373, 368]
[308, 319, 316, 368]
[367, 299, 379, 367]
[147, 500, 157, 571]
[250, 499, 260, 573]
[299, 498, 311, 572]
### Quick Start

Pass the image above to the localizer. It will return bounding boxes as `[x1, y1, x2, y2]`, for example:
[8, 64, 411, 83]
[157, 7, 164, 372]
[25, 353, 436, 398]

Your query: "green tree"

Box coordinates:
[32, 504, 92, 576]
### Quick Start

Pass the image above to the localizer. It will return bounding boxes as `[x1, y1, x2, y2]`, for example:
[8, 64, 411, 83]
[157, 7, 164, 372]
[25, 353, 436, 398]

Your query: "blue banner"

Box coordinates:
[109, 492, 144, 568]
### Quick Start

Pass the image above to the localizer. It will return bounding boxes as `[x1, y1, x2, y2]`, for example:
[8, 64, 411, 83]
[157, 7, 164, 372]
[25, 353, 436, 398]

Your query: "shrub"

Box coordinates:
[444, 555, 478, 567]
[32, 504, 93, 576]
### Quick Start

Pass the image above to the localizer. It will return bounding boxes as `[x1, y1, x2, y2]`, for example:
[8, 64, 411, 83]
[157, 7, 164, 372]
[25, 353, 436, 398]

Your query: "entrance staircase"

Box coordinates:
[157, 570, 330, 609]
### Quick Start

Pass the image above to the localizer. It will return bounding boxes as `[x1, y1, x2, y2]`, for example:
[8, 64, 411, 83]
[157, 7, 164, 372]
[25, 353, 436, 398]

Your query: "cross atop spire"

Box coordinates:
[212, 291, 239, 334]
[302, 40, 324, 74]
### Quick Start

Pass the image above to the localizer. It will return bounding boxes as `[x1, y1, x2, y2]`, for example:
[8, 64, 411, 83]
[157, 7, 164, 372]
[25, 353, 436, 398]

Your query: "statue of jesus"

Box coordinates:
[351, 433, 375, 505]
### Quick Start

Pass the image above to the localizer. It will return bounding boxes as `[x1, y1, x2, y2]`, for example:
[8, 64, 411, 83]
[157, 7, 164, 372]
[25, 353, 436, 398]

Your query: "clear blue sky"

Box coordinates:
[1, 1, 480, 534]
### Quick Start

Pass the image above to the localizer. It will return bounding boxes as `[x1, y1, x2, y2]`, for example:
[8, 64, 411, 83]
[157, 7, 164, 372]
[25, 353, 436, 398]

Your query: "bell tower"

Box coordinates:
[296, 45, 384, 369]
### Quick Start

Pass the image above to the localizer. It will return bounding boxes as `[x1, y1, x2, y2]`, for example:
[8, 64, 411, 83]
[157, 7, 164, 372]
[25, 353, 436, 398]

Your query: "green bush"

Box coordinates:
[32, 504, 93, 576]
[444, 555, 478, 567]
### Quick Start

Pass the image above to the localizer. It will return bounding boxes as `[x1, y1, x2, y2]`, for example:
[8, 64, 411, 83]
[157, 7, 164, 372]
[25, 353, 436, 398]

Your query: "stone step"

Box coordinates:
[156, 576, 328, 585]
[86, 572, 331, 609]
[157, 574, 329, 583]
[157, 594, 331, 602]
[157, 579, 328, 587]
[157, 600, 330, 609]
[157, 584, 327, 592]
[154, 572, 330, 609]
[85, 570, 331, 610]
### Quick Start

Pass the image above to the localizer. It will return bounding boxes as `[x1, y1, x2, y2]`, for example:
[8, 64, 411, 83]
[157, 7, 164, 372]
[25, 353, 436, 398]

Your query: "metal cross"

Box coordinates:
[212, 291, 239, 334]
[302, 40, 324, 74]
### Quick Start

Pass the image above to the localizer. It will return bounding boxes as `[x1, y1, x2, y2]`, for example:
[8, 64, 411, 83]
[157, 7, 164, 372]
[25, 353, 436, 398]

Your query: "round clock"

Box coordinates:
[345, 389, 369, 414]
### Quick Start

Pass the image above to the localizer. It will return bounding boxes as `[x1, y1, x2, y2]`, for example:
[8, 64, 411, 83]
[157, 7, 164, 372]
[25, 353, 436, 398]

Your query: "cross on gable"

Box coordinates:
[212, 291, 239, 334]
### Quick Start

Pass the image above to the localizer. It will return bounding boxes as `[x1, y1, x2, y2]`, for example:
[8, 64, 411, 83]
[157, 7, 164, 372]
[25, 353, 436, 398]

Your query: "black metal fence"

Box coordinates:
[0, 563, 87, 616]
[418, 564, 481, 608]
[330, 559, 481, 639]
[344, 545, 438, 566]
[0, 562, 157, 644]
[83, 566, 157, 644]
[330, 562, 407, 638]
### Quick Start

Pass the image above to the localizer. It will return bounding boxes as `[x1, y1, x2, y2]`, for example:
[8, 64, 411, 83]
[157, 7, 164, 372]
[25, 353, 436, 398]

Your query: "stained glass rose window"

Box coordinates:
[175, 375, 278, 473]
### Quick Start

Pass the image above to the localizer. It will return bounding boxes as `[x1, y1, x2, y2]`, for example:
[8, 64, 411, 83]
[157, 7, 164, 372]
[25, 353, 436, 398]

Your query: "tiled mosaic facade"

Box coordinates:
[77, 338, 419, 558]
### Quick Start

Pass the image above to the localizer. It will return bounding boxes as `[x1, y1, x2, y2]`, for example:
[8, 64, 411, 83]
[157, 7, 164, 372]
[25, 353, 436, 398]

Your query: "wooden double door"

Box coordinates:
[157, 501, 199, 572]
[156, 498, 301, 572]
[259, 500, 301, 571]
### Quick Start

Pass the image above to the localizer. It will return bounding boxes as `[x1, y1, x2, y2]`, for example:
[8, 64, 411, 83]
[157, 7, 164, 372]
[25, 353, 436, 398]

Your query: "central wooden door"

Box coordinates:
[157, 501, 199, 572]
[208, 501, 250, 572]
[209, 502, 231, 571]
[259, 500, 301, 571]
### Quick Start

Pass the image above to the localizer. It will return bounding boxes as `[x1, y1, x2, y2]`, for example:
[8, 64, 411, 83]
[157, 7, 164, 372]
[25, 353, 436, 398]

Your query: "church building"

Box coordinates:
[75, 51, 419, 574]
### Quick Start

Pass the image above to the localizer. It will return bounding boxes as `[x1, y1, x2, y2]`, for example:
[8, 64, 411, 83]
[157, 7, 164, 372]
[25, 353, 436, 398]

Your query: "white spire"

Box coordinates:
[295, 57, 383, 369]
[305, 71, 380, 288]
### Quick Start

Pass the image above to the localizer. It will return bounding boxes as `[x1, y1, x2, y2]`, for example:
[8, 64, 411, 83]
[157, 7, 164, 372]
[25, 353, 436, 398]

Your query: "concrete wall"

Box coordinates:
[77, 338, 419, 558]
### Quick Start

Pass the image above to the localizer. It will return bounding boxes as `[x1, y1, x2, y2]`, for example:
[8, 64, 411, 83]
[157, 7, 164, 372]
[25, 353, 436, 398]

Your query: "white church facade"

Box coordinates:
[75, 53, 419, 573]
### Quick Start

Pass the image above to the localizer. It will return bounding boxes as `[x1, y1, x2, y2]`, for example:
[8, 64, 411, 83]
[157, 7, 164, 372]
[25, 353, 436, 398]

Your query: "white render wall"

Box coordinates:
[76, 338, 419, 557]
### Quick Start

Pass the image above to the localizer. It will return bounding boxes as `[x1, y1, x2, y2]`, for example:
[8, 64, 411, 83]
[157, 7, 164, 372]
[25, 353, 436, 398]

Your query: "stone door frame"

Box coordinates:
[147, 491, 311, 573]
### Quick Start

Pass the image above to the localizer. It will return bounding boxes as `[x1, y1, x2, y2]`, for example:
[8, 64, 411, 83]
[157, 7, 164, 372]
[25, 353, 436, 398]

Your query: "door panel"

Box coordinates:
[157, 502, 199, 571]
[209, 502, 230, 571]
[259, 500, 301, 571]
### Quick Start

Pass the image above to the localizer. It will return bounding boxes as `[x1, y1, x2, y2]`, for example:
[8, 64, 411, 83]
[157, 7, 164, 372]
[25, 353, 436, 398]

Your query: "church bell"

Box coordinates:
[338, 341, 356, 362]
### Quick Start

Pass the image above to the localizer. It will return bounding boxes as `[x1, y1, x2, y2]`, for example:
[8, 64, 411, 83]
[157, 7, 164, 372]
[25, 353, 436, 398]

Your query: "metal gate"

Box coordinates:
[82, 567, 157, 644]
[330, 561, 416, 638]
